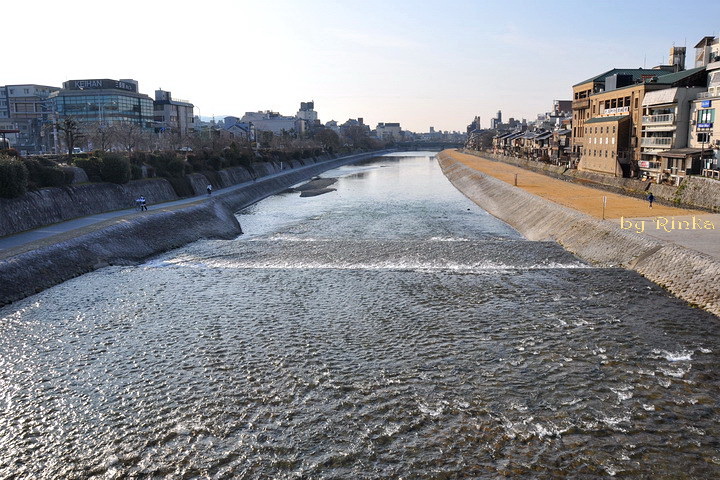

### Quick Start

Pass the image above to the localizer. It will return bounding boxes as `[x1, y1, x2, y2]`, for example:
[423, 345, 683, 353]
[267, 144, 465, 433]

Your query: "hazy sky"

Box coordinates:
[5, 1, 720, 132]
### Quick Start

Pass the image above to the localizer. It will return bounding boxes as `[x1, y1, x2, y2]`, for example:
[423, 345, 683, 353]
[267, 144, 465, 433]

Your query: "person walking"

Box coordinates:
[207, 184, 212, 196]
[648, 193, 654, 209]
[139, 196, 148, 211]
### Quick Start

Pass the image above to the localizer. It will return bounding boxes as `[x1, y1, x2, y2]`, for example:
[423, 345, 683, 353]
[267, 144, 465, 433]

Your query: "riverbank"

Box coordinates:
[463, 149, 720, 212]
[0, 150, 391, 306]
[438, 149, 720, 317]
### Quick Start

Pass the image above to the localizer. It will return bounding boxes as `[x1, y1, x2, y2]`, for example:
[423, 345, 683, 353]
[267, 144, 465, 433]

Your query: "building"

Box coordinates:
[297, 101, 318, 123]
[49, 79, 155, 129]
[688, 36, 720, 173]
[153, 89, 194, 138]
[376, 122, 402, 141]
[490, 110, 502, 130]
[0, 84, 60, 154]
[222, 116, 255, 143]
[240, 111, 299, 135]
[639, 87, 705, 183]
[572, 66, 706, 176]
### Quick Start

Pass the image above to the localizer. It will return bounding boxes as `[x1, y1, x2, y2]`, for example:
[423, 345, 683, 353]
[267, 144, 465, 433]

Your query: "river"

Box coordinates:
[1, 152, 718, 478]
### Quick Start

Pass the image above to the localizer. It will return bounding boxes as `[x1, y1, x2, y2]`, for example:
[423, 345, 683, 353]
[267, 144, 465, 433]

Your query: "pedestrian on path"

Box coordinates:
[207, 184, 212, 196]
[139, 196, 147, 211]
[648, 193, 654, 209]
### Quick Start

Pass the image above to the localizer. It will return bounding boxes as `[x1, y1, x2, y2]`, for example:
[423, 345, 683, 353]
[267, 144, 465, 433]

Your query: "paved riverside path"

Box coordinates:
[445, 150, 720, 260]
[0, 153, 375, 253]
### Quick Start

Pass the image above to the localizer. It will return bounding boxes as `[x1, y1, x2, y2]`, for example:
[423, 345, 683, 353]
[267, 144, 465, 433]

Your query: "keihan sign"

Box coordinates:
[65, 79, 137, 93]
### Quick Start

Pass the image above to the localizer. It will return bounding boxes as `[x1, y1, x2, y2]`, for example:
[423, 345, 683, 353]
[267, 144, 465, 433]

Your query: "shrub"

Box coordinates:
[208, 155, 224, 171]
[74, 156, 103, 182]
[0, 156, 29, 198]
[39, 166, 69, 187]
[100, 152, 131, 184]
[148, 151, 187, 178]
[0, 148, 19, 157]
[130, 164, 143, 180]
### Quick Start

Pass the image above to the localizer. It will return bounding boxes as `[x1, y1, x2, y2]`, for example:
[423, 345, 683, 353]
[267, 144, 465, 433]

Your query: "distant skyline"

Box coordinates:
[5, 1, 720, 132]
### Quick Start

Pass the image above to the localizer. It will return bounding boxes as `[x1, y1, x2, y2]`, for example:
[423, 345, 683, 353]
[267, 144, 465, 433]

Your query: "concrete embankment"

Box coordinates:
[0, 158, 336, 238]
[438, 151, 720, 317]
[0, 151, 390, 306]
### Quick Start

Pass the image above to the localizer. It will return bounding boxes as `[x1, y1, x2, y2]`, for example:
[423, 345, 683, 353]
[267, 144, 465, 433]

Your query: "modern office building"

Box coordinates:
[48, 79, 154, 130]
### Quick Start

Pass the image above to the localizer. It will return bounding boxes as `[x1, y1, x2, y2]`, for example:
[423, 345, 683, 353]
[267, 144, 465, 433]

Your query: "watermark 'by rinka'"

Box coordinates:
[620, 216, 716, 234]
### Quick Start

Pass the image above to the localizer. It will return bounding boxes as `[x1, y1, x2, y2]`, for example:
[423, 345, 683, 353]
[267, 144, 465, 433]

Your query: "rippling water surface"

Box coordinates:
[1, 153, 719, 479]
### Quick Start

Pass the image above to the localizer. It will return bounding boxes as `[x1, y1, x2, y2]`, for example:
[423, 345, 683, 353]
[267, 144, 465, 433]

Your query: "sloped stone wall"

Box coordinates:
[439, 152, 720, 317]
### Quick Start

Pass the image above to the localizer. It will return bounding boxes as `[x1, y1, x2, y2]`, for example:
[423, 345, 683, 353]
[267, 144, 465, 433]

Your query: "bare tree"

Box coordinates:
[112, 121, 151, 152]
[55, 117, 82, 158]
[82, 122, 116, 152]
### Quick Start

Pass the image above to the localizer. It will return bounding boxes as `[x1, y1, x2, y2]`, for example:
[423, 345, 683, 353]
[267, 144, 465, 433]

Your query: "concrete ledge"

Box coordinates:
[0, 150, 390, 306]
[438, 152, 720, 317]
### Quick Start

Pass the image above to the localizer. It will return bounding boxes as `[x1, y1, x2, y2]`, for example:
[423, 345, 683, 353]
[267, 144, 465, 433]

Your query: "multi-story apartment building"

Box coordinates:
[0, 84, 60, 154]
[572, 66, 706, 176]
[688, 36, 720, 173]
[376, 122, 402, 141]
[639, 87, 704, 183]
[153, 89, 194, 138]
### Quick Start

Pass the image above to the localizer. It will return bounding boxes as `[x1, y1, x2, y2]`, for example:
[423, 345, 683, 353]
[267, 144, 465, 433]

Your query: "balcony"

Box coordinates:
[640, 136, 673, 147]
[572, 98, 590, 110]
[642, 113, 675, 125]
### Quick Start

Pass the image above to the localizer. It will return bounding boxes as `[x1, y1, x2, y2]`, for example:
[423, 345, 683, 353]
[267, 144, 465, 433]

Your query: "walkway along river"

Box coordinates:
[1, 152, 719, 478]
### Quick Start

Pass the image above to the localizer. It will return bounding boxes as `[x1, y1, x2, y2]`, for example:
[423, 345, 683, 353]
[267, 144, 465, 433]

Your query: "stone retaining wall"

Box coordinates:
[0, 155, 343, 238]
[0, 178, 179, 236]
[438, 152, 720, 317]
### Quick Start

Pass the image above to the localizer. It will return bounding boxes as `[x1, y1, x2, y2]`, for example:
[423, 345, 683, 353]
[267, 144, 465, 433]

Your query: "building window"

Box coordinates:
[611, 99, 617, 108]
[624, 96, 630, 107]
[698, 132, 711, 143]
[613, 126, 616, 134]
[635, 98, 639, 108]
[697, 108, 715, 124]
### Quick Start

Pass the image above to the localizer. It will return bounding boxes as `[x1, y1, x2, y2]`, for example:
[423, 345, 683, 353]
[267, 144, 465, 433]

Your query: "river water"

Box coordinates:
[1, 152, 719, 479]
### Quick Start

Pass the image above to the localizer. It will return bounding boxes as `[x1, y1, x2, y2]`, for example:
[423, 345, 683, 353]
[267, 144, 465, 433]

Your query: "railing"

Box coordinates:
[642, 113, 674, 125]
[639, 161, 662, 170]
[640, 137, 673, 147]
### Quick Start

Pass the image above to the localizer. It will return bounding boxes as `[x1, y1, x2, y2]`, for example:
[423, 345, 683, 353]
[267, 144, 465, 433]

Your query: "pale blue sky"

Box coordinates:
[5, 0, 720, 132]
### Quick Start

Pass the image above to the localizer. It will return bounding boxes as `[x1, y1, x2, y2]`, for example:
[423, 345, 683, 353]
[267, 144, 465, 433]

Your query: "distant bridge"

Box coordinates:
[392, 142, 464, 151]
